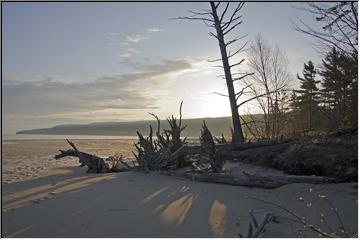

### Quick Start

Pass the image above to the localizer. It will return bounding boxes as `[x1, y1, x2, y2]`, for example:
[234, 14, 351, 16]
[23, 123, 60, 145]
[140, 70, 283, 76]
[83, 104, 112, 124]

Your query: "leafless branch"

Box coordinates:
[237, 87, 285, 108]
[211, 92, 228, 97]
[230, 59, 245, 68]
[233, 73, 255, 82]
[171, 16, 214, 22]
[292, 2, 358, 56]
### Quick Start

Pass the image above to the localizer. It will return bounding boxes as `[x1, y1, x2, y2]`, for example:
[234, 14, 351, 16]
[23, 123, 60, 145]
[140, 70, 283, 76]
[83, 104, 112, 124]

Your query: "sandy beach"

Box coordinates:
[2, 165, 358, 237]
[2, 139, 136, 185]
[2, 139, 358, 237]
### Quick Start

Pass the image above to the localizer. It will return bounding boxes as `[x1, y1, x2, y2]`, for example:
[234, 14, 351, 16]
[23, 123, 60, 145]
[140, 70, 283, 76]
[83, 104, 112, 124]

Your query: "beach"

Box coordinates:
[2, 139, 358, 237]
[2, 139, 136, 185]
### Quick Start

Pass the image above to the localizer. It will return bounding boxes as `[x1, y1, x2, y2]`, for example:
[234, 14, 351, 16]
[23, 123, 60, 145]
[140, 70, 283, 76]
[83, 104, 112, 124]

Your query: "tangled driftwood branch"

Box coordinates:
[239, 210, 273, 238]
[133, 101, 187, 171]
[246, 196, 345, 238]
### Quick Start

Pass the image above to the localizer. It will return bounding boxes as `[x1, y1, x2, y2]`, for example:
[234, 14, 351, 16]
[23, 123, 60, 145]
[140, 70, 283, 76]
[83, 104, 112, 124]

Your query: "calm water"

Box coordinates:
[3, 134, 138, 140]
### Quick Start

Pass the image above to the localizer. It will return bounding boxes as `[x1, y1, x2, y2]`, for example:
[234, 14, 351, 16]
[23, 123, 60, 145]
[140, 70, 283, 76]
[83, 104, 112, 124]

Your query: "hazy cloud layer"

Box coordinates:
[3, 59, 193, 132]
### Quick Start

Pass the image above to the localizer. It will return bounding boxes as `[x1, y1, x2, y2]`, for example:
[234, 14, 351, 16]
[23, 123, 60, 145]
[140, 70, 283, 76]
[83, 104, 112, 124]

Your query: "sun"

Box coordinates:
[192, 94, 231, 118]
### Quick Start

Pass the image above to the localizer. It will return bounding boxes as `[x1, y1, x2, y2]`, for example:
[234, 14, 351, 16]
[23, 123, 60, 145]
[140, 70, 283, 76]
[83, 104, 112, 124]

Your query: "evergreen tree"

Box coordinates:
[295, 61, 320, 131]
[320, 48, 357, 129]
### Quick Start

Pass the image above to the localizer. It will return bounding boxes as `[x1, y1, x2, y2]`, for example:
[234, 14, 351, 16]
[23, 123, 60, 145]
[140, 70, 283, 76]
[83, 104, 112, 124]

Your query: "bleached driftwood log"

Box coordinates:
[55, 139, 130, 173]
[178, 141, 296, 158]
[165, 170, 337, 189]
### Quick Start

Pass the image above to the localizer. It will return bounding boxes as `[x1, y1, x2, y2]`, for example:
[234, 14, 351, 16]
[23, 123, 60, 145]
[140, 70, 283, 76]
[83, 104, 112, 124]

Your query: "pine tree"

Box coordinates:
[320, 48, 357, 129]
[295, 61, 320, 131]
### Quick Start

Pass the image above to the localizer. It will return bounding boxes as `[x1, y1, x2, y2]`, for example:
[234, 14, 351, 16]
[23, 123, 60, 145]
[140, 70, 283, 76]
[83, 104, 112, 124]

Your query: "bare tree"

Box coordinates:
[245, 34, 291, 140]
[292, 2, 358, 57]
[175, 2, 253, 143]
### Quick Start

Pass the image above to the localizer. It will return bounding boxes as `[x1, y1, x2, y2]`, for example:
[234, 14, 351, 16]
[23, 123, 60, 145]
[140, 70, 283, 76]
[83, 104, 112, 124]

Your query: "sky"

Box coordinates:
[2, 2, 323, 134]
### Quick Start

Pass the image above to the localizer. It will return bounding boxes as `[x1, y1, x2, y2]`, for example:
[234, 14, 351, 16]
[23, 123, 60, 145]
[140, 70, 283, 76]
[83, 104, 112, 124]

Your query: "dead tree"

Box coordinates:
[245, 34, 291, 140]
[175, 2, 254, 143]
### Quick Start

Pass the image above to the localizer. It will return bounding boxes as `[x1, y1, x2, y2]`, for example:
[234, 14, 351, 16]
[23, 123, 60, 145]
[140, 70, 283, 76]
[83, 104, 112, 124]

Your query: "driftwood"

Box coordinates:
[178, 141, 295, 158]
[165, 170, 336, 189]
[55, 139, 130, 173]
[247, 196, 344, 238]
[55, 139, 109, 173]
[133, 101, 187, 171]
[216, 140, 293, 151]
[218, 142, 296, 159]
[181, 139, 356, 181]
[241, 210, 273, 238]
[200, 121, 224, 172]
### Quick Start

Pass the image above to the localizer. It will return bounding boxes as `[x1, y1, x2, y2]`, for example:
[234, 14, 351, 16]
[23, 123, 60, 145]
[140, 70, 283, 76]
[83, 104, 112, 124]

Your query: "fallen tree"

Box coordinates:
[54, 138, 340, 188]
[55, 139, 131, 173]
[54, 122, 356, 188]
[165, 169, 337, 189]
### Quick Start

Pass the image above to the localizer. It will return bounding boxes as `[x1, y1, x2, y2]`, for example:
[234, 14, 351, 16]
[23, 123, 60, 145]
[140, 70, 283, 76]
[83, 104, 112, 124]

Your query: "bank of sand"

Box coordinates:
[2, 165, 358, 237]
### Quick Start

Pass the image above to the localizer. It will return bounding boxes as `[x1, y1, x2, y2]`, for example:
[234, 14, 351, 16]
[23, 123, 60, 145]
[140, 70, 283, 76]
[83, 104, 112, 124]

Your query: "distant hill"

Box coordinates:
[16, 117, 235, 137]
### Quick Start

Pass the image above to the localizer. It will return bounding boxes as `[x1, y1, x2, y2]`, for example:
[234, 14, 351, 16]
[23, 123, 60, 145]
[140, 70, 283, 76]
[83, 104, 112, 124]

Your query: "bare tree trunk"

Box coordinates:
[210, 2, 244, 143]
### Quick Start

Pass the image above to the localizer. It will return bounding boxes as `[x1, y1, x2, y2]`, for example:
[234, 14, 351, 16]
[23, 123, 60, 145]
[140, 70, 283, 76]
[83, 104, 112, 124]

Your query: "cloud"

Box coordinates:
[146, 28, 161, 33]
[116, 26, 161, 46]
[117, 48, 139, 63]
[119, 53, 132, 58]
[127, 48, 139, 54]
[125, 34, 148, 43]
[3, 58, 194, 132]
[108, 32, 119, 36]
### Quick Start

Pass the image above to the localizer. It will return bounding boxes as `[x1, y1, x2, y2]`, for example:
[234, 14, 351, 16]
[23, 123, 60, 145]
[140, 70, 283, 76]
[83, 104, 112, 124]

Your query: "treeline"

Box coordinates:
[237, 2, 358, 141]
[239, 46, 357, 141]
[290, 48, 357, 136]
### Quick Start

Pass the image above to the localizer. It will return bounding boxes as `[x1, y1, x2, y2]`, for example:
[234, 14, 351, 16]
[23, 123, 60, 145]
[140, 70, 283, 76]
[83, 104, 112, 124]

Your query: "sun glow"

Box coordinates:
[188, 93, 231, 119]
